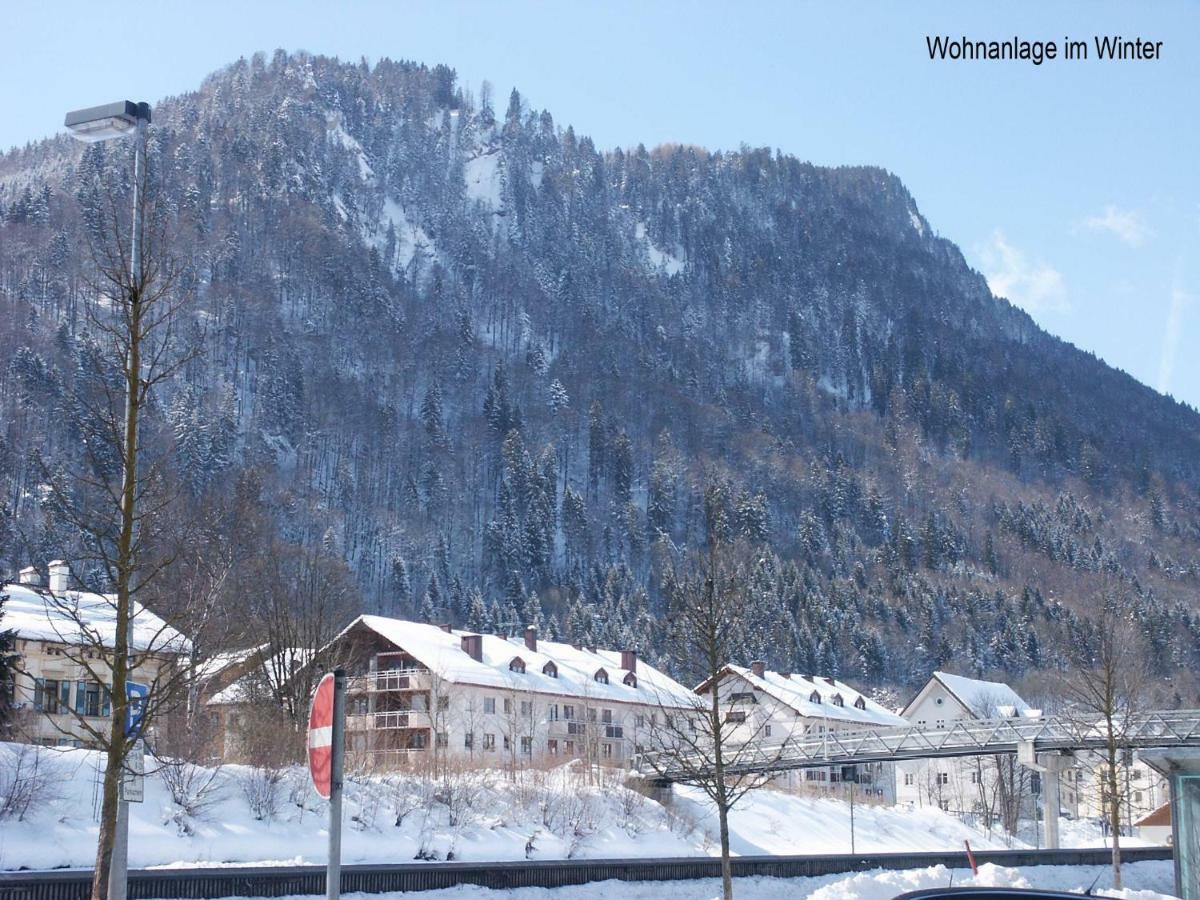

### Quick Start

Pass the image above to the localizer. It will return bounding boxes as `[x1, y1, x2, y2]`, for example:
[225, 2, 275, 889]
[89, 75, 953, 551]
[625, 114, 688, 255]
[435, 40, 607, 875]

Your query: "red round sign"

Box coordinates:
[308, 672, 335, 799]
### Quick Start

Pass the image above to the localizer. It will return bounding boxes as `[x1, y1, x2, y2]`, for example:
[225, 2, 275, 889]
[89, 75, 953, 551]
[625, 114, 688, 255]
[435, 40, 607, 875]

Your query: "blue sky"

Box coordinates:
[5, 1, 1197, 408]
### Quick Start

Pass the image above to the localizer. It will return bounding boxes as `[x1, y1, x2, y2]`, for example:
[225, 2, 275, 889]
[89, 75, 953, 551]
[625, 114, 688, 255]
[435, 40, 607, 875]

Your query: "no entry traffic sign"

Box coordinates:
[308, 672, 335, 799]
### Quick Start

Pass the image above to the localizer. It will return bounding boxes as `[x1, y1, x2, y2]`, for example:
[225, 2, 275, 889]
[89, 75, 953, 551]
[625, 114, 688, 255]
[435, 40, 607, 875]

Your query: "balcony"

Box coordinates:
[347, 669, 430, 694]
[346, 710, 431, 732]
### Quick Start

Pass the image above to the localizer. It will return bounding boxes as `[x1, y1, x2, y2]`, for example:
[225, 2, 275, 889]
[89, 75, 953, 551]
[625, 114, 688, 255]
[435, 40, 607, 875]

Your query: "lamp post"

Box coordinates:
[65, 98, 151, 900]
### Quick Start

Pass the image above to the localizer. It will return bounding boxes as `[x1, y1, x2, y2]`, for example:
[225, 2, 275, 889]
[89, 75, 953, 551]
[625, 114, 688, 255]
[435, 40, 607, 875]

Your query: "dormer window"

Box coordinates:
[854, 696, 867, 711]
[594, 668, 609, 684]
[623, 671, 637, 688]
[509, 657, 526, 674]
[831, 693, 844, 707]
[542, 661, 558, 678]
[809, 691, 822, 704]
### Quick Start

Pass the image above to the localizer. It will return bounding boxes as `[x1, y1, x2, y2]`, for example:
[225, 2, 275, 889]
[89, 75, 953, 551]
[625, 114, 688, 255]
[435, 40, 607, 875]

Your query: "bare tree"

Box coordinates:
[640, 540, 785, 900]
[1055, 594, 1149, 891]
[29, 146, 203, 897]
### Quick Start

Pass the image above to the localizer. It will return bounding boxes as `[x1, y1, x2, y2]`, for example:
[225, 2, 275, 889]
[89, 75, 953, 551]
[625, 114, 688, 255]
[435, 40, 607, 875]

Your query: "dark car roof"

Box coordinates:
[894, 889, 1098, 900]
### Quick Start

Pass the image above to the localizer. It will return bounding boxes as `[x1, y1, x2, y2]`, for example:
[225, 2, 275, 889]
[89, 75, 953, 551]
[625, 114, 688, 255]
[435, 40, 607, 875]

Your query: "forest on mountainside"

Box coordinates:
[1, 51, 1198, 693]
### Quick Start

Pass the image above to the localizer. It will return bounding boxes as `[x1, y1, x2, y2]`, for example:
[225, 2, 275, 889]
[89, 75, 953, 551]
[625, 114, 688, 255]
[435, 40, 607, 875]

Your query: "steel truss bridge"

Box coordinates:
[635, 709, 1200, 782]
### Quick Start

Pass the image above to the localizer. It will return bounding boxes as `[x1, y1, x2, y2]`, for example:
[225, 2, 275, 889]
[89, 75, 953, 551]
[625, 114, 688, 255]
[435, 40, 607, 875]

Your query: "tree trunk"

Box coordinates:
[90, 287, 140, 900]
[1108, 757, 1122, 890]
[718, 797, 733, 900]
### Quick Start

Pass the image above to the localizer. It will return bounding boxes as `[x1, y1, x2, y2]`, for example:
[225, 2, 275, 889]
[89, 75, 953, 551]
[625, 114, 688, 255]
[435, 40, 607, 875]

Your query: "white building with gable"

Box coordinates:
[322, 615, 696, 768]
[2, 562, 190, 748]
[696, 661, 908, 798]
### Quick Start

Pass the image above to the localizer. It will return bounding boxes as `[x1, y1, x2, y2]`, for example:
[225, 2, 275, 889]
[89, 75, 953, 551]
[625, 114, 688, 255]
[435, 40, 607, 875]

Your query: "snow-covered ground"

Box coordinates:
[0, 743, 1145, 873]
[149, 862, 1179, 900]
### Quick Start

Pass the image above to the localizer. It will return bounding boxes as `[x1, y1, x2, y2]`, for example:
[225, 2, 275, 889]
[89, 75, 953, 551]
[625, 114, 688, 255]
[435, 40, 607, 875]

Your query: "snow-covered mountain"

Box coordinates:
[1, 51, 1198, 690]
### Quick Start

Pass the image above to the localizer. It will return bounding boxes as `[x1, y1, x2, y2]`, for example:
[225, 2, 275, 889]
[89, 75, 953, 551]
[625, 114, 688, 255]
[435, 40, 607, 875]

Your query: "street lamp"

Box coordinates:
[65, 97, 151, 900]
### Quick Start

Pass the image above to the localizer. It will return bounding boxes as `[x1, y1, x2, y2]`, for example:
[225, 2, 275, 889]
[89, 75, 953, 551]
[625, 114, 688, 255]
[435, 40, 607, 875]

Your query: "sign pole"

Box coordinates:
[326, 670, 346, 900]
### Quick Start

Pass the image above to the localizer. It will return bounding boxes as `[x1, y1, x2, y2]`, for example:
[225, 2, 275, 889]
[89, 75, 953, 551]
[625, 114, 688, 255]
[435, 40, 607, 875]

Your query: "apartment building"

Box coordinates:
[321, 615, 696, 768]
[696, 662, 907, 798]
[3, 562, 190, 747]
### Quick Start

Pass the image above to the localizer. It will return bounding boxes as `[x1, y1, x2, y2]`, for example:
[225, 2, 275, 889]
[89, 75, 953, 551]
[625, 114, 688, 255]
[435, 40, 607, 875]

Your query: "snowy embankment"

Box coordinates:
[146, 862, 1180, 900]
[0, 743, 1133, 871]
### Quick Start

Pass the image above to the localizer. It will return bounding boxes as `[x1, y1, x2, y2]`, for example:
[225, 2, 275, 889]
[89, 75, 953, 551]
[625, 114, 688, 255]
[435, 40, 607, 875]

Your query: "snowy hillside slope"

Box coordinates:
[0, 744, 1032, 871]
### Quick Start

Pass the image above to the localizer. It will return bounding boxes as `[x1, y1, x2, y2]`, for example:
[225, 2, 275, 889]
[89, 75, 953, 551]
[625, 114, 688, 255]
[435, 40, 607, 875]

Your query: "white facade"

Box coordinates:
[2, 566, 189, 748]
[324, 616, 696, 769]
[895, 672, 1041, 819]
[698, 663, 907, 799]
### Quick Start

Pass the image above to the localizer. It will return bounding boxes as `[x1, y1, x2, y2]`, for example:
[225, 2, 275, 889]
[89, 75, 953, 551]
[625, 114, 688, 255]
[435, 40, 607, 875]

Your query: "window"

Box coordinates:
[521, 736, 532, 755]
[594, 669, 609, 684]
[484, 697, 496, 714]
[464, 732, 474, 749]
[503, 735, 511, 750]
[548, 704, 559, 721]
[483, 733, 496, 750]
[409, 732, 427, 750]
[563, 704, 575, 720]
[568, 722, 586, 735]
[75, 681, 101, 717]
[602, 743, 613, 758]
[970, 771, 979, 785]
[938, 799, 950, 811]
[34, 678, 68, 714]
[548, 739, 559, 755]
[728, 711, 747, 724]
[1132, 769, 1143, 780]
[1134, 791, 1143, 803]
[543, 661, 558, 678]
[831, 693, 844, 707]
[854, 697, 867, 711]
[564, 740, 575, 755]
[509, 657, 526, 674]
[504, 698, 513, 714]
[587, 708, 597, 722]
[623, 672, 637, 688]
[936, 772, 949, 786]
[601, 709, 613, 724]
[936, 719, 946, 729]
[605, 725, 624, 739]
[764, 724, 772, 737]
[435, 731, 448, 748]
[437, 696, 450, 711]
[731, 692, 757, 704]
[904, 773, 915, 786]
[635, 714, 646, 728]
[520, 700, 532, 716]
[809, 691, 822, 704]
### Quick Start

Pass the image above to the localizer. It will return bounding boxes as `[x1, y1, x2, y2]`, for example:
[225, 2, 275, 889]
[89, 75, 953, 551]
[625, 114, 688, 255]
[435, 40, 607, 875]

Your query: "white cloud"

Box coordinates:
[977, 230, 1069, 314]
[1081, 205, 1152, 247]
[1157, 285, 1193, 396]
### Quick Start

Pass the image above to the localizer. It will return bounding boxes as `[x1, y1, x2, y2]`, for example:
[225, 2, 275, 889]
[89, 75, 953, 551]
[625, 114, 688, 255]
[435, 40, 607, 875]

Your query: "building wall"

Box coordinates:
[10, 637, 172, 748]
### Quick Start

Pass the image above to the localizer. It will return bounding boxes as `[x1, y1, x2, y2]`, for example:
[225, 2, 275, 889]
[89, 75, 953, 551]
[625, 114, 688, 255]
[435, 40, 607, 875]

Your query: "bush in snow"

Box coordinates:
[240, 766, 285, 822]
[158, 759, 224, 834]
[0, 744, 57, 821]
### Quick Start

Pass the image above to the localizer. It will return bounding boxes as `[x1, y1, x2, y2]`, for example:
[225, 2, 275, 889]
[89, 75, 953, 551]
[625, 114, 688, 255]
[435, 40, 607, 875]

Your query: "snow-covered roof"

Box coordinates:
[207, 648, 313, 706]
[927, 671, 1039, 719]
[195, 645, 266, 684]
[1, 582, 190, 655]
[706, 665, 908, 729]
[335, 615, 695, 708]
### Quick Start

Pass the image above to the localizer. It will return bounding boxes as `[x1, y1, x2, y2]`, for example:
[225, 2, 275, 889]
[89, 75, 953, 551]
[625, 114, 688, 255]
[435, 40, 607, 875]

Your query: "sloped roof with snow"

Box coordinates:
[207, 647, 313, 706]
[931, 671, 1038, 718]
[1, 582, 190, 655]
[705, 665, 907, 729]
[335, 615, 695, 708]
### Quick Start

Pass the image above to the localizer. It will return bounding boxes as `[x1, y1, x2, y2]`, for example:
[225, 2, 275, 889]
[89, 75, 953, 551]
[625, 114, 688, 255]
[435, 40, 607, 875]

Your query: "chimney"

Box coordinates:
[524, 625, 538, 653]
[48, 560, 69, 593]
[824, 676, 836, 686]
[751, 661, 766, 679]
[621, 649, 638, 672]
[780, 672, 791, 680]
[438, 623, 453, 633]
[18, 566, 41, 587]
[460, 634, 483, 662]
[802, 674, 814, 683]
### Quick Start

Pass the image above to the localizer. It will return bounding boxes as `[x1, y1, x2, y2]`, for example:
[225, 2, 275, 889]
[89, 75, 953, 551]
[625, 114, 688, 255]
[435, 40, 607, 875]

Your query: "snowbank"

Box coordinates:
[0, 743, 1117, 871]
[161, 862, 1179, 900]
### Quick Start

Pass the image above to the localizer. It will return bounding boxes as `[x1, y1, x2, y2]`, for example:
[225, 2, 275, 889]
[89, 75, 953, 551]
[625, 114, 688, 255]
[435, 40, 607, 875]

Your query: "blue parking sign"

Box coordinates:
[125, 682, 148, 739]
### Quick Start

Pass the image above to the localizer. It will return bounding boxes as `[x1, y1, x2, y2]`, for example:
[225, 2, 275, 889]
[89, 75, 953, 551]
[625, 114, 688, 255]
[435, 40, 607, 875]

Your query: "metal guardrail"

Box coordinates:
[0, 847, 1172, 899]
[639, 710, 1200, 781]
